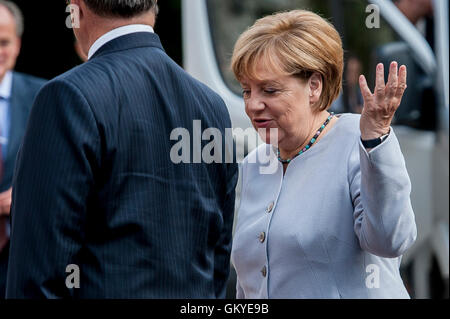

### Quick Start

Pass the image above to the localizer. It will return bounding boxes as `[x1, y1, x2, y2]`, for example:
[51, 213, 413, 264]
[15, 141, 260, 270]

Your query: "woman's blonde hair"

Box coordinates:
[231, 10, 344, 111]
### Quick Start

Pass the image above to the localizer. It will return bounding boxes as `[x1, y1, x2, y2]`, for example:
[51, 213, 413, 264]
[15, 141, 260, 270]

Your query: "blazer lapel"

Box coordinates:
[5, 73, 26, 170]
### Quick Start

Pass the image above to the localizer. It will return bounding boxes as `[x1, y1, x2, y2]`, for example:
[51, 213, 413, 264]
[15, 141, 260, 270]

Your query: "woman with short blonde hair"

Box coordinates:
[231, 10, 416, 298]
[232, 10, 343, 112]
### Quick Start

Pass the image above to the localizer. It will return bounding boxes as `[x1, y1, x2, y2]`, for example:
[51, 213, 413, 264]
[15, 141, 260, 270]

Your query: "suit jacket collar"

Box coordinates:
[7, 72, 25, 157]
[90, 32, 165, 60]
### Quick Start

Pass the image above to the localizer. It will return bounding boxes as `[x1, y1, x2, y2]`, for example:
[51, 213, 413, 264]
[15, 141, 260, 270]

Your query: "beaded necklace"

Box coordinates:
[277, 112, 334, 164]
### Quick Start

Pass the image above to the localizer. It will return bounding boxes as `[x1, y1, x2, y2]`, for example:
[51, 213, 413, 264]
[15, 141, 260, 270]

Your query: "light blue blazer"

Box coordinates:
[231, 113, 417, 298]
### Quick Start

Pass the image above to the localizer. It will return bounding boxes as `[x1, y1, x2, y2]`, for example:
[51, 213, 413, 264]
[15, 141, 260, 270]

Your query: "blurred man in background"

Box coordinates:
[0, 0, 46, 299]
[343, 54, 364, 114]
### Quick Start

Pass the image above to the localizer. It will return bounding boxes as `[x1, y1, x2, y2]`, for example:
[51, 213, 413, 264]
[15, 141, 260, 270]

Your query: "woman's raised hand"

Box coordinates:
[359, 62, 407, 140]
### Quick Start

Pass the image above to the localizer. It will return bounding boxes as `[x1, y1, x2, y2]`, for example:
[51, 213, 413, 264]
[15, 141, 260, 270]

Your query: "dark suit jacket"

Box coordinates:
[0, 72, 46, 299]
[6, 32, 238, 298]
[0, 72, 46, 191]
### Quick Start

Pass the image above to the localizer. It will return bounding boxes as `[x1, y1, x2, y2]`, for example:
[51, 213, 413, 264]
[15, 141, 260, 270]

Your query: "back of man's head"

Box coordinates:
[83, 0, 158, 18]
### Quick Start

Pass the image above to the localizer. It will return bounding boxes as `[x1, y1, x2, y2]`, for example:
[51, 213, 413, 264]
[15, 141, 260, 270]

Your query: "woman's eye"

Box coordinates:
[242, 90, 251, 98]
[264, 89, 277, 94]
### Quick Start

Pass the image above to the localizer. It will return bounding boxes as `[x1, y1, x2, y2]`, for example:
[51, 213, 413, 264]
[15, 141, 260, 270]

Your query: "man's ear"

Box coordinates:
[71, 0, 79, 9]
[69, 0, 84, 28]
[71, 0, 85, 16]
[309, 72, 323, 106]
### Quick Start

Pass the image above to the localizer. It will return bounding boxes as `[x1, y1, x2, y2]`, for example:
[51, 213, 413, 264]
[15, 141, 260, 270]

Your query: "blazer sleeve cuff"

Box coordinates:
[358, 127, 407, 168]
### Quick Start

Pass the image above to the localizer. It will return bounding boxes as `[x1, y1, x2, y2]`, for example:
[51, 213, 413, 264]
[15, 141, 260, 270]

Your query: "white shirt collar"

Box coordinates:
[0, 71, 13, 99]
[88, 24, 154, 60]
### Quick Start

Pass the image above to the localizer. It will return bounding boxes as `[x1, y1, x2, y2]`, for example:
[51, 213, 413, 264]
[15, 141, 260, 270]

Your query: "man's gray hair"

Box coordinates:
[0, 0, 24, 37]
[83, 0, 159, 18]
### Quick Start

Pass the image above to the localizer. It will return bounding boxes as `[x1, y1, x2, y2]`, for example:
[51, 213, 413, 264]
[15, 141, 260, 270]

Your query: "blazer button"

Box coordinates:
[266, 202, 274, 213]
[259, 232, 266, 243]
[261, 265, 267, 277]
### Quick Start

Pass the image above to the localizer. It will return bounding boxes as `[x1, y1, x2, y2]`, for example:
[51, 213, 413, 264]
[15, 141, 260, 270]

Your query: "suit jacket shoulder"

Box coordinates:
[11, 72, 47, 112]
[12, 72, 46, 94]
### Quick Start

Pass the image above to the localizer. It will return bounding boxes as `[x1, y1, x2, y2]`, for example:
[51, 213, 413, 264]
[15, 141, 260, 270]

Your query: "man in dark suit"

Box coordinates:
[0, 0, 46, 299]
[6, 0, 238, 298]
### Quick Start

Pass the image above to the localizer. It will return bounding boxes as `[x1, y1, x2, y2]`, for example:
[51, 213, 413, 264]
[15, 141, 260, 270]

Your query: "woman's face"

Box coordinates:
[240, 64, 321, 150]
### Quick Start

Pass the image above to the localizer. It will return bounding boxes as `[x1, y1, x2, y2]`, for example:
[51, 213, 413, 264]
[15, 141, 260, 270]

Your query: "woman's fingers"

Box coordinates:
[386, 61, 398, 100]
[360, 62, 407, 114]
[375, 63, 386, 102]
[395, 65, 408, 102]
[359, 74, 372, 102]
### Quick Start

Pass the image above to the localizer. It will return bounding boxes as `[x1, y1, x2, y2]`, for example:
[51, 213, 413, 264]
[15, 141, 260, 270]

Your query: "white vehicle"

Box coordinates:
[182, 0, 449, 298]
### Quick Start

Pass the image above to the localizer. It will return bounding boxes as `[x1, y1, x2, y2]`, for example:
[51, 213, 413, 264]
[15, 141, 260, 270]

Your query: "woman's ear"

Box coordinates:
[309, 72, 323, 106]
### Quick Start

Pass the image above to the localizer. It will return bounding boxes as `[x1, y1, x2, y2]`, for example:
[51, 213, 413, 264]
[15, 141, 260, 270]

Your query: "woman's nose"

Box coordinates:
[246, 96, 265, 113]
